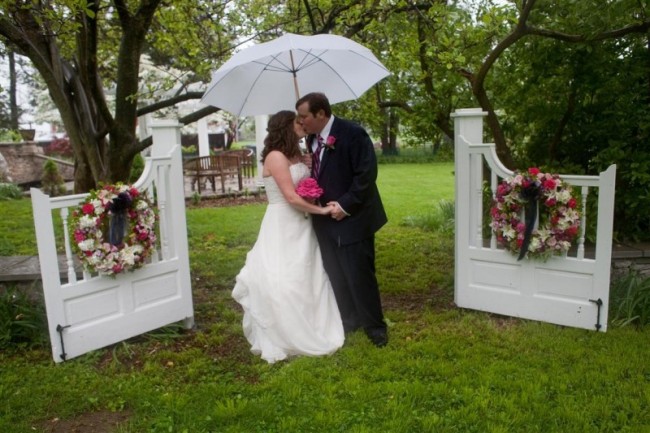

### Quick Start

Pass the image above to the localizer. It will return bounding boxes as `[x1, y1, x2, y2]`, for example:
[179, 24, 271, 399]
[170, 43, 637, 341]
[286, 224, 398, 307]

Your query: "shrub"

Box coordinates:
[129, 152, 145, 183]
[44, 137, 73, 158]
[0, 285, 48, 349]
[41, 159, 66, 197]
[402, 199, 455, 235]
[182, 145, 197, 155]
[0, 183, 23, 200]
[610, 271, 650, 328]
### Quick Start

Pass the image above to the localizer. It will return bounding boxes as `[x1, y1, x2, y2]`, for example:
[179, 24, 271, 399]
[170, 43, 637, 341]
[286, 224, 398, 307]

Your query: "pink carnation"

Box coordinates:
[296, 177, 324, 200]
[82, 203, 95, 215]
[543, 178, 557, 190]
[325, 136, 336, 150]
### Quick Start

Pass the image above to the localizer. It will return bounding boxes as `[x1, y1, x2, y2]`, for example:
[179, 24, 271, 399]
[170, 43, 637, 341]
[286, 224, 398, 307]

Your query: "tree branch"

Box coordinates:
[178, 105, 221, 125]
[527, 20, 650, 42]
[133, 105, 221, 154]
[378, 100, 414, 113]
[137, 92, 206, 116]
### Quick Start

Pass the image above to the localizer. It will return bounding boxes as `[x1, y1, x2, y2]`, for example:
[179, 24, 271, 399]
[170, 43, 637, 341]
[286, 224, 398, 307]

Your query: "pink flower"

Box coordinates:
[543, 178, 557, 190]
[296, 177, 324, 199]
[545, 198, 556, 207]
[82, 203, 95, 215]
[325, 136, 336, 150]
[566, 225, 578, 237]
[74, 230, 86, 243]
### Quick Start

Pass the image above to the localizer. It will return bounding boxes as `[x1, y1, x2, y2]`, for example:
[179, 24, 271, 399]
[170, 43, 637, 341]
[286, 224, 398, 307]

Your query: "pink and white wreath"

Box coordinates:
[70, 183, 157, 276]
[490, 167, 581, 261]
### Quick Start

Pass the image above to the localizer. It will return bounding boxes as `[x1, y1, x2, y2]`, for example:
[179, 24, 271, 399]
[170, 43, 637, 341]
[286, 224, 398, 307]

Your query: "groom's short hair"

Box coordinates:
[296, 92, 332, 118]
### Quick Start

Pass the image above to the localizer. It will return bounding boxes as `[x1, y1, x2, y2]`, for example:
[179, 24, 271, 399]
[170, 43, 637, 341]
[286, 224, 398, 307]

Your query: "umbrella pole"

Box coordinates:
[290, 50, 300, 101]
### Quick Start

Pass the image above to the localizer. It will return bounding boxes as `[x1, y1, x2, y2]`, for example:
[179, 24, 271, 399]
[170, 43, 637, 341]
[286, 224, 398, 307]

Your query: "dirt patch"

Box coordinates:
[38, 410, 131, 433]
[382, 285, 455, 313]
[185, 193, 267, 209]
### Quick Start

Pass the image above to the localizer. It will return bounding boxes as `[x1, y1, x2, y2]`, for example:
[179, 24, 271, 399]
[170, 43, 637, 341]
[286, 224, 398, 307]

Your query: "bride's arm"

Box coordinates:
[265, 151, 332, 215]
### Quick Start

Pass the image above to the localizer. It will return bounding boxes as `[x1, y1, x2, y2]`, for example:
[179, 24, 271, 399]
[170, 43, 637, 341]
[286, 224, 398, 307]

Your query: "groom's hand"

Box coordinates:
[327, 201, 347, 221]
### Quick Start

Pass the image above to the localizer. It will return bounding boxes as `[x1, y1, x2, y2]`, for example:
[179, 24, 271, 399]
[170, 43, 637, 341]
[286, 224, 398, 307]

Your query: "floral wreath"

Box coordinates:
[490, 167, 581, 261]
[69, 183, 157, 276]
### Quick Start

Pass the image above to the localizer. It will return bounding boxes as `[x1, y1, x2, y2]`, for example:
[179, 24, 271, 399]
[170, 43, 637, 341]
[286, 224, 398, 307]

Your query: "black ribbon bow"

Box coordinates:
[518, 181, 541, 261]
[107, 192, 133, 246]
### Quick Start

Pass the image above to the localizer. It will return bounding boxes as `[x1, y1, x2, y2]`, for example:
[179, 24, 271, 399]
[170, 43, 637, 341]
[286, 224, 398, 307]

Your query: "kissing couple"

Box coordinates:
[232, 92, 388, 363]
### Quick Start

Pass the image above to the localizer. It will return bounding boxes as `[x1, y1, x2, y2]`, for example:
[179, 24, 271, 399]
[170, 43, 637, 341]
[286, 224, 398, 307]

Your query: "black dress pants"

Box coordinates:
[316, 234, 386, 334]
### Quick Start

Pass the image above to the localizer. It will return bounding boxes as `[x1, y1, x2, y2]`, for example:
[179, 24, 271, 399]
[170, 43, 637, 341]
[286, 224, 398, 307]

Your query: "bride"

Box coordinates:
[232, 110, 344, 363]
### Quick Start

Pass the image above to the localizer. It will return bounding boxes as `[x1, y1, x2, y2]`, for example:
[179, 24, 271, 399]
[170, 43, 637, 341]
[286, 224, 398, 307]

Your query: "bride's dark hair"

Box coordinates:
[261, 110, 302, 163]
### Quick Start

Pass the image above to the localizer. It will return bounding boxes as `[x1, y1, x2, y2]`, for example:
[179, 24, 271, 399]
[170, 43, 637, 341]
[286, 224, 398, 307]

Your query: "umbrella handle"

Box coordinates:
[290, 50, 300, 100]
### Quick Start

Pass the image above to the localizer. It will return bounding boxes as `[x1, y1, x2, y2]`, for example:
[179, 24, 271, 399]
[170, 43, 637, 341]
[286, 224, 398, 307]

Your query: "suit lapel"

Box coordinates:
[318, 118, 339, 177]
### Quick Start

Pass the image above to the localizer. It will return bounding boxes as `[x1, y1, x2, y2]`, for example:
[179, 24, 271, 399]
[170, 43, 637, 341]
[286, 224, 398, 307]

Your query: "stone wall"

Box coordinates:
[611, 243, 650, 281]
[0, 141, 74, 185]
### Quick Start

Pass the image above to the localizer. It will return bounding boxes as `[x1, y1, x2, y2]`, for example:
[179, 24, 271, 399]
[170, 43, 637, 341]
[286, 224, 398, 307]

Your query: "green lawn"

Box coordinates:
[1, 162, 649, 433]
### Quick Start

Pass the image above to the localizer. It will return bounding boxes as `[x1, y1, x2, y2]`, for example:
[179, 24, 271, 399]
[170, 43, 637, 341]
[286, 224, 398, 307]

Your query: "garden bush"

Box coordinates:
[41, 159, 66, 197]
[0, 183, 23, 200]
[610, 271, 650, 328]
[0, 285, 47, 349]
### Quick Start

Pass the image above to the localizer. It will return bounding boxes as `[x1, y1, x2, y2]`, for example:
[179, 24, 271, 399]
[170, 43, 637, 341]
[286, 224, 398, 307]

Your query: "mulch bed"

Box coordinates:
[185, 193, 267, 209]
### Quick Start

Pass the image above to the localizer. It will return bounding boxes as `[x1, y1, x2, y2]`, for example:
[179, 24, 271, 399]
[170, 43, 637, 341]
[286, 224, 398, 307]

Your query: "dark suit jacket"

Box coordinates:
[310, 117, 387, 246]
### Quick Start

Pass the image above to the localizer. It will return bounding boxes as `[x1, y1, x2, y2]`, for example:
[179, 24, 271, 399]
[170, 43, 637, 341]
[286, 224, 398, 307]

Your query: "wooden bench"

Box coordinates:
[218, 148, 256, 178]
[183, 154, 243, 193]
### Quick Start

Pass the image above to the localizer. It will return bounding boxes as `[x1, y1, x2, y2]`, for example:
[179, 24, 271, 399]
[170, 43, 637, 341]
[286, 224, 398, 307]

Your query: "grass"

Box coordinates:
[1, 162, 650, 432]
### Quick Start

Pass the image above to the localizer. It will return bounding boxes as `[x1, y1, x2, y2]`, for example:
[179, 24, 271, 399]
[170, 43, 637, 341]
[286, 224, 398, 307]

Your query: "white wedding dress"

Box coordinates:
[232, 163, 344, 363]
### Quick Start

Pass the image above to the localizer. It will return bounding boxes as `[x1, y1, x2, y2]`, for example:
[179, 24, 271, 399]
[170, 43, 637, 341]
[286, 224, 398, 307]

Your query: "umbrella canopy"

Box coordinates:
[200, 33, 390, 117]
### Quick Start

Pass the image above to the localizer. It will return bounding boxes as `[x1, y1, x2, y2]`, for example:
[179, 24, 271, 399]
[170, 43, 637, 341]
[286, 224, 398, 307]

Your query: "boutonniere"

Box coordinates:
[325, 136, 336, 151]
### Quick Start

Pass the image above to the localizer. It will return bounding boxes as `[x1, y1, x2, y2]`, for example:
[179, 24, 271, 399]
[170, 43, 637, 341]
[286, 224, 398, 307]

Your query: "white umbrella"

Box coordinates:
[200, 33, 390, 117]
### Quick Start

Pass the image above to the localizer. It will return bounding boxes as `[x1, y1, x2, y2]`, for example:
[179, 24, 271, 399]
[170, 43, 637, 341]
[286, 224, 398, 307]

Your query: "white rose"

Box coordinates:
[79, 215, 96, 229]
[92, 199, 103, 215]
[529, 237, 541, 251]
[78, 239, 96, 251]
[503, 227, 516, 240]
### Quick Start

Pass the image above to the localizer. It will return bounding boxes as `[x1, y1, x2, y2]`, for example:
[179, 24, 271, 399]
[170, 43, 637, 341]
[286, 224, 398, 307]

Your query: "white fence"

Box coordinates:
[453, 109, 616, 331]
[31, 121, 194, 362]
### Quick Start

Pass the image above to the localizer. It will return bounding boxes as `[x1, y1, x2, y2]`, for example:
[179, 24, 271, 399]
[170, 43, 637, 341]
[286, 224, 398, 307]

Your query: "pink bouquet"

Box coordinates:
[296, 177, 323, 200]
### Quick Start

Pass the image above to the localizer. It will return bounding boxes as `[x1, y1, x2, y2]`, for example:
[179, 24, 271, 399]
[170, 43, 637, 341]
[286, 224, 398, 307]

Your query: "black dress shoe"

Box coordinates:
[366, 329, 388, 347]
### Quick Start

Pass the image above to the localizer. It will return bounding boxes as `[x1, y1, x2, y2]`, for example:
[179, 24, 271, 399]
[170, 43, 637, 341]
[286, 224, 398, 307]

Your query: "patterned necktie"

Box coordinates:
[312, 135, 324, 178]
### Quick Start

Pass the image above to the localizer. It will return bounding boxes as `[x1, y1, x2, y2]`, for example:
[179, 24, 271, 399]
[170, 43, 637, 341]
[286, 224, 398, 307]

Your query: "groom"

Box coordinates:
[295, 92, 388, 347]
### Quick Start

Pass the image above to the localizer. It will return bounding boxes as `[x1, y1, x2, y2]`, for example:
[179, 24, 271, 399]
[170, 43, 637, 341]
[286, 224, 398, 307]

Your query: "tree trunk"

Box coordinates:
[8, 50, 18, 130]
[0, 0, 161, 192]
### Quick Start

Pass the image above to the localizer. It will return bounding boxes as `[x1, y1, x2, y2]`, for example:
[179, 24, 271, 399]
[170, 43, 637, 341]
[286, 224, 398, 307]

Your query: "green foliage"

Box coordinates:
[402, 199, 455, 235]
[181, 145, 197, 155]
[0, 183, 23, 200]
[191, 191, 201, 205]
[129, 152, 145, 183]
[0, 285, 47, 349]
[376, 145, 453, 164]
[40, 159, 66, 197]
[610, 271, 650, 328]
